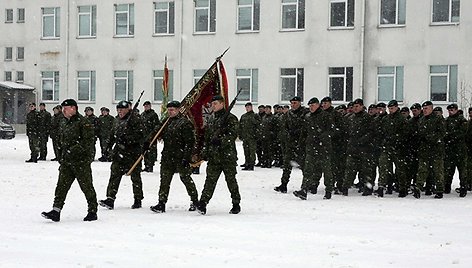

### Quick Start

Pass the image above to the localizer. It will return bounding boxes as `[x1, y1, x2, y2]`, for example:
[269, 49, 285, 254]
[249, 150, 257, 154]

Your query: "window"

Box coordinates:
[281, 0, 305, 30]
[5, 71, 12, 81]
[41, 71, 60, 101]
[430, 65, 457, 102]
[115, 4, 134, 36]
[377, 66, 404, 102]
[17, 47, 24, 60]
[193, 69, 206, 85]
[17, 8, 25, 23]
[194, 0, 216, 33]
[280, 68, 304, 102]
[5, 47, 13, 61]
[78, 5, 97, 37]
[16, 71, 24, 82]
[432, 0, 460, 23]
[114, 71, 133, 102]
[236, 69, 258, 102]
[329, 67, 353, 102]
[330, 0, 355, 28]
[42, 7, 60, 38]
[77, 71, 96, 102]
[5, 9, 13, 23]
[154, 1, 175, 35]
[153, 69, 174, 102]
[380, 0, 406, 25]
[238, 0, 260, 32]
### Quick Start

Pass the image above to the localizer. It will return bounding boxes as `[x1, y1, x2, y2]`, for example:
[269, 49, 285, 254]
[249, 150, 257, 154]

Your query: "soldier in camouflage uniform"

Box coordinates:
[197, 95, 241, 215]
[98, 107, 116, 162]
[293, 97, 334, 200]
[150, 101, 199, 213]
[26, 103, 40, 163]
[260, 105, 277, 168]
[370, 103, 387, 192]
[405, 103, 422, 188]
[342, 99, 375, 196]
[99, 101, 145, 210]
[84, 107, 99, 161]
[38, 103, 52, 160]
[239, 102, 260, 171]
[141, 101, 160, 172]
[466, 107, 472, 192]
[49, 105, 65, 161]
[41, 99, 98, 222]
[443, 103, 468, 197]
[412, 101, 446, 199]
[376, 100, 409, 198]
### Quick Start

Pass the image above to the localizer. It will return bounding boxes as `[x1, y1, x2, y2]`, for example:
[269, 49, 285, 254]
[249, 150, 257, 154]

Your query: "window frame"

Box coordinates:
[41, 7, 60, 39]
[379, 0, 406, 27]
[377, 66, 404, 102]
[17, 8, 25, 23]
[41, 71, 60, 102]
[194, 0, 216, 34]
[280, 0, 305, 31]
[16, 47, 24, 61]
[5, 71, 12, 81]
[280, 67, 304, 102]
[154, 1, 175, 35]
[329, 0, 355, 29]
[429, 65, 458, 103]
[153, 69, 174, 103]
[328, 66, 354, 102]
[237, 0, 260, 33]
[5, 47, 13, 61]
[16, 71, 24, 83]
[236, 68, 259, 103]
[5, 9, 14, 23]
[77, 71, 96, 102]
[114, 3, 135, 37]
[431, 0, 460, 25]
[113, 70, 134, 102]
[78, 5, 97, 38]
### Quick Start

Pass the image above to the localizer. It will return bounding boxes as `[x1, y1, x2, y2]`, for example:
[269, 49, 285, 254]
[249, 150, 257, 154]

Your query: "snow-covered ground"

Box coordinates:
[1, 135, 471, 268]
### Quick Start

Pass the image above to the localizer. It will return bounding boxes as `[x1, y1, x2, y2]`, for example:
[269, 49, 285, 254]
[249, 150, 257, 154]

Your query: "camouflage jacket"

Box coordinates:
[239, 110, 260, 141]
[58, 113, 95, 165]
[346, 110, 375, 153]
[379, 109, 408, 151]
[203, 109, 238, 164]
[417, 113, 446, 156]
[110, 111, 144, 164]
[161, 114, 195, 163]
[141, 109, 160, 137]
[50, 112, 66, 140]
[301, 108, 334, 155]
[444, 113, 468, 149]
[98, 114, 116, 139]
[38, 110, 52, 136]
[26, 109, 40, 137]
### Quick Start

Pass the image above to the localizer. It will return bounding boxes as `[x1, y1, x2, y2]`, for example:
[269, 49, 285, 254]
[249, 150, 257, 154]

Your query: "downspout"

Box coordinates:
[178, 0, 185, 98]
[359, 0, 366, 99]
[65, 0, 71, 100]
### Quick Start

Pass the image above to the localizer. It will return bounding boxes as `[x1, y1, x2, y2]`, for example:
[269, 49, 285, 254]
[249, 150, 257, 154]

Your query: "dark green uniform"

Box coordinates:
[50, 112, 65, 160]
[38, 109, 52, 159]
[378, 109, 409, 194]
[300, 108, 334, 193]
[239, 110, 260, 168]
[141, 109, 160, 170]
[98, 114, 116, 160]
[200, 109, 241, 205]
[260, 113, 277, 167]
[444, 113, 468, 192]
[466, 119, 472, 190]
[371, 113, 386, 188]
[406, 114, 421, 185]
[53, 112, 97, 213]
[158, 114, 198, 203]
[255, 111, 265, 165]
[85, 114, 99, 161]
[106, 111, 144, 202]
[26, 109, 40, 161]
[324, 106, 347, 191]
[415, 113, 446, 194]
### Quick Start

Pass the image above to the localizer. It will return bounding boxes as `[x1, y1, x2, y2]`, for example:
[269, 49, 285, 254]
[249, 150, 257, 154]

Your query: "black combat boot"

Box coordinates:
[333, 188, 341, 195]
[293, 189, 307, 200]
[242, 164, 254, 171]
[83, 212, 98, 221]
[398, 190, 407, 198]
[229, 203, 241, 214]
[274, 183, 288, 193]
[386, 185, 393, 195]
[150, 202, 166, 213]
[459, 187, 467, 197]
[412, 187, 421, 199]
[309, 185, 318, 195]
[376, 187, 384, 198]
[25, 158, 38, 163]
[444, 184, 451, 194]
[323, 191, 332, 200]
[255, 162, 262, 167]
[99, 198, 114, 210]
[189, 201, 198, 211]
[240, 163, 247, 167]
[342, 188, 349, 196]
[425, 188, 433, 196]
[98, 156, 107, 162]
[131, 199, 142, 209]
[41, 209, 60, 222]
[434, 192, 443, 199]
[143, 166, 153, 173]
[362, 187, 373, 196]
[196, 201, 207, 215]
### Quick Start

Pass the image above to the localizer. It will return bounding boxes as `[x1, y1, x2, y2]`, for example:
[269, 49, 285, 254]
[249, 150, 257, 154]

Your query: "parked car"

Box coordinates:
[0, 120, 15, 139]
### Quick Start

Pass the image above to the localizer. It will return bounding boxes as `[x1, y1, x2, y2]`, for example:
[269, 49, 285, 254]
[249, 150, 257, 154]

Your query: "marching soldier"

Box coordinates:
[99, 101, 145, 210]
[239, 102, 260, 171]
[406, 103, 422, 187]
[38, 103, 52, 160]
[466, 107, 472, 192]
[41, 99, 98, 222]
[26, 103, 40, 163]
[98, 107, 116, 162]
[84, 107, 99, 161]
[255, 104, 266, 166]
[260, 105, 277, 168]
[141, 101, 160, 172]
[49, 105, 65, 161]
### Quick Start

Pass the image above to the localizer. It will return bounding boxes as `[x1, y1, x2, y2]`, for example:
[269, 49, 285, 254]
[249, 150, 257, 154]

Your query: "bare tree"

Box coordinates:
[458, 80, 472, 119]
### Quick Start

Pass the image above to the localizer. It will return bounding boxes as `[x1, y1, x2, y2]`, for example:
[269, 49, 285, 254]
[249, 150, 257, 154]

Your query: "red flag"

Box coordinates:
[160, 56, 169, 119]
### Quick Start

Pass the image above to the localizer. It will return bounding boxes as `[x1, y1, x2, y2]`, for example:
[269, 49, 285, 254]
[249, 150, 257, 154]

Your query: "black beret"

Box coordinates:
[353, 98, 364, 106]
[258, 105, 265, 109]
[387, 100, 398, 107]
[335, 104, 347, 110]
[410, 103, 421, 110]
[446, 103, 458, 110]
[53, 105, 62, 110]
[143, 101, 151, 106]
[211, 95, 224, 102]
[368, 104, 377, 109]
[347, 102, 354, 107]
[274, 104, 280, 109]
[422, 101, 433, 107]
[376, 102, 386, 108]
[433, 107, 442, 112]
[245, 102, 253, 107]
[290, 96, 302, 102]
[61, 99, 78, 108]
[100, 107, 107, 111]
[400, 107, 410, 113]
[39, 102, 46, 106]
[307, 97, 319, 105]
[116, 100, 129, 109]
[167, 100, 181, 108]
[84, 106, 94, 112]
[283, 105, 289, 109]
[30, 102, 36, 106]
[265, 105, 272, 109]
[321, 96, 332, 103]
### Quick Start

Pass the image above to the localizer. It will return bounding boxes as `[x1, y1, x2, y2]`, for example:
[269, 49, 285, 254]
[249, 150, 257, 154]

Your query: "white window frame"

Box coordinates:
[154, 1, 175, 35]
[153, 69, 174, 102]
[114, 70, 134, 102]
[114, 3, 134, 37]
[280, 68, 304, 102]
[431, 0, 460, 24]
[77, 71, 96, 102]
[237, 0, 260, 33]
[5, 47, 13, 61]
[16, 47, 24, 61]
[377, 66, 404, 102]
[78, 5, 97, 38]
[328, 67, 353, 102]
[329, 0, 355, 29]
[42, 7, 60, 39]
[193, 69, 206, 85]
[429, 65, 458, 103]
[280, 0, 305, 31]
[17, 8, 25, 23]
[379, 0, 406, 26]
[16, 71, 24, 83]
[5, 71, 12, 81]
[236, 68, 258, 103]
[194, 0, 216, 34]
[5, 9, 13, 23]
[41, 71, 60, 102]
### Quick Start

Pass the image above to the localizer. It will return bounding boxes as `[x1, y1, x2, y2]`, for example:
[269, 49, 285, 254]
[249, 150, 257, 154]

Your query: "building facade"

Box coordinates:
[1, 0, 471, 124]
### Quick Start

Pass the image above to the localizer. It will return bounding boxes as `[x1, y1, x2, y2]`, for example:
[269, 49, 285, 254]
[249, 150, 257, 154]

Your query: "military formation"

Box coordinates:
[34, 94, 472, 222]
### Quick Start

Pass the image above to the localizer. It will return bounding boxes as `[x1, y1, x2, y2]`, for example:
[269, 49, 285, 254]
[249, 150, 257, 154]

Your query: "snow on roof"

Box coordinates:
[0, 81, 35, 90]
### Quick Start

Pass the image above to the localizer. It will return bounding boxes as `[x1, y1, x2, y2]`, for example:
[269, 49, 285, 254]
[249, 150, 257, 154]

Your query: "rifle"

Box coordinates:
[210, 88, 243, 142]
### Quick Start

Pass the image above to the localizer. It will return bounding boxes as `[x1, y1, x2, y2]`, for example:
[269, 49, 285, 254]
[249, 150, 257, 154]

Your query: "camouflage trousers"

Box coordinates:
[200, 162, 241, 204]
[39, 133, 48, 158]
[444, 145, 468, 188]
[144, 143, 158, 168]
[99, 136, 112, 159]
[302, 152, 334, 192]
[331, 145, 347, 189]
[51, 137, 60, 160]
[106, 161, 143, 201]
[242, 138, 257, 166]
[53, 162, 98, 213]
[378, 149, 408, 192]
[28, 135, 40, 159]
[159, 162, 198, 203]
[281, 146, 305, 184]
[343, 150, 374, 189]
[416, 152, 444, 193]
[406, 149, 419, 185]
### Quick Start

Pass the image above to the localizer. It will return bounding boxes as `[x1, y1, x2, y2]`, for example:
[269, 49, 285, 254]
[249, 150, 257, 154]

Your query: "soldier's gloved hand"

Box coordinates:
[211, 137, 221, 146]
[181, 159, 190, 168]
[142, 141, 150, 154]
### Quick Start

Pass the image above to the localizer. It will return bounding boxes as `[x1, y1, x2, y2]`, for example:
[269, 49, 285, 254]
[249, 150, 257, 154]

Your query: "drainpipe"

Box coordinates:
[359, 0, 366, 99]
[178, 0, 185, 99]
